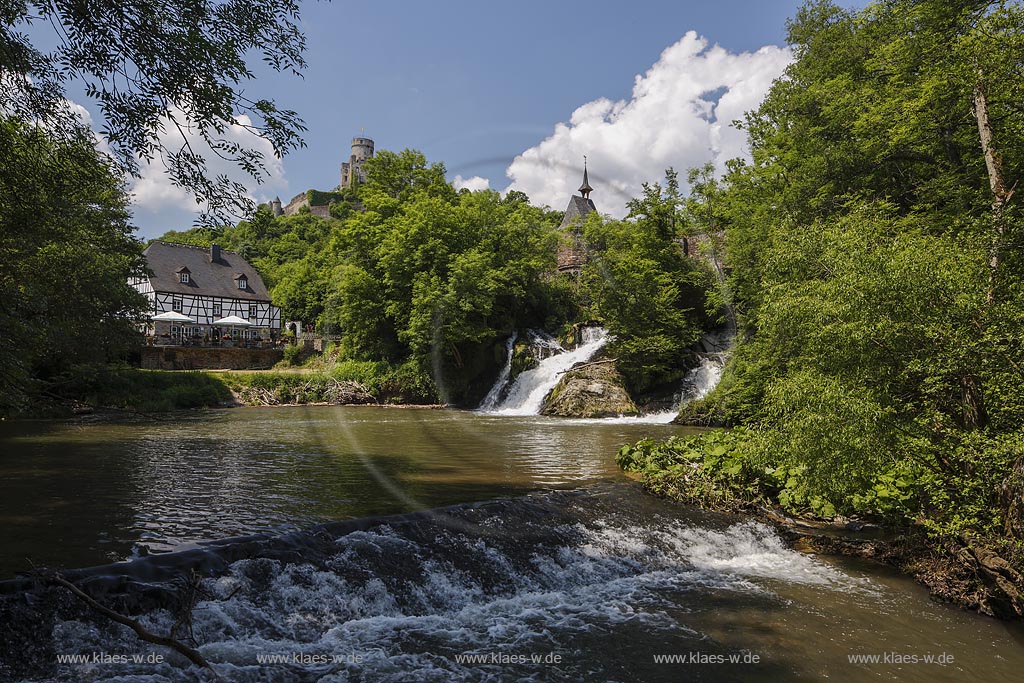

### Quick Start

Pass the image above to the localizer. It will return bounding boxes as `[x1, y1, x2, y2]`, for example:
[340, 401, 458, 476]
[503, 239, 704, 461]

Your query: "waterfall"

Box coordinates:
[484, 327, 610, 415]
[478, 331, 518, 411]
[683, 353, 726, 402]
[601, 353, 727, 424]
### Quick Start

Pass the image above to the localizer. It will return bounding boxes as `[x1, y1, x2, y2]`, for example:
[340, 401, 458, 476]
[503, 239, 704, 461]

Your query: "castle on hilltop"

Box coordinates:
[340, 137, 374, 189]
[267, 136, 376, 218]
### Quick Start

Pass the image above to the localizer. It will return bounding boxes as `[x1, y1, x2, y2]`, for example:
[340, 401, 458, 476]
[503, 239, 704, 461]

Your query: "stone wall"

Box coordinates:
[141, 347, 283, 371]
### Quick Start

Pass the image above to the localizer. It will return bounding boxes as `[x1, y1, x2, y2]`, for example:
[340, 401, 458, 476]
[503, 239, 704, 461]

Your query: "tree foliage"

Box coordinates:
[0, 119, 147, 413]
[695, 0, 1024, 539]
[581, 170, 714, 393]
[0, 0, 308, 223]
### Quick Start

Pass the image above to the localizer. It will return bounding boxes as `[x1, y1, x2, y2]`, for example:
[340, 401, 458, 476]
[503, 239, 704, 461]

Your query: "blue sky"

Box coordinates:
[55, 0, 866, 237]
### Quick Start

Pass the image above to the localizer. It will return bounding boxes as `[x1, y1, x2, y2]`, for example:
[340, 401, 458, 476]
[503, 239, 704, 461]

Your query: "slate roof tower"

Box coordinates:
[556, 160, 597, 274]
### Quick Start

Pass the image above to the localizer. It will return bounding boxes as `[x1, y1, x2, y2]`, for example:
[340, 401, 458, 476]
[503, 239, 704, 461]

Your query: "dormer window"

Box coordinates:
[237, 278, 248, 290]
[180, 272, 190, 284]
[176, 266, 191, 284]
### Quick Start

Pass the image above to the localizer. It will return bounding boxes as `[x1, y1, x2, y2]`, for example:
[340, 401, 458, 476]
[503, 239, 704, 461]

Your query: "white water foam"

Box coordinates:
[480, 330, 727, 422]
[49, 516, 868, 682]
[486, 327, 610, 416]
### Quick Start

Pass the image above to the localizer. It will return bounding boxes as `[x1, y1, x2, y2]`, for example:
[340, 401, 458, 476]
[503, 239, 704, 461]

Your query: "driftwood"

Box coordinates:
[555, 358, 618, 376]
[44, 572, 215, 673]
[236, 377, 377, 406]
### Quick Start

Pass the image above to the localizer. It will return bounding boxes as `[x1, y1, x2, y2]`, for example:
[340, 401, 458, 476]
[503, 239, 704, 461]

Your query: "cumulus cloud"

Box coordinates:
[451, 174, 491, 192]
[130, 111, 289, 214]
[504, 31, 792, 216]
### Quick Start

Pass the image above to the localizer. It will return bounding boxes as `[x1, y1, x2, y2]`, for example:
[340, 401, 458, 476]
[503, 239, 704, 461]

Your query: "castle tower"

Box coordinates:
[271, 196, 283, 217]
[556, 160, 597, 275]
[340, 136, 375, 189]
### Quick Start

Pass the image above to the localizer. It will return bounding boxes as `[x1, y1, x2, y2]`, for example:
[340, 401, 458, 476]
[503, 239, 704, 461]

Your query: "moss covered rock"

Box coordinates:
[541, 360, 639, 418]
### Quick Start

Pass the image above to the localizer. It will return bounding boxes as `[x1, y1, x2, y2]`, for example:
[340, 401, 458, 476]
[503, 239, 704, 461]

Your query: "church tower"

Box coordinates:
[556, 160, 597, 275]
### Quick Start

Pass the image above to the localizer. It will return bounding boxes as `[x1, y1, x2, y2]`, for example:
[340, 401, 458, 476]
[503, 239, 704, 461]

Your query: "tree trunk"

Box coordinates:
[972, 73, 1015, 304]
[960, 372, 988, 430]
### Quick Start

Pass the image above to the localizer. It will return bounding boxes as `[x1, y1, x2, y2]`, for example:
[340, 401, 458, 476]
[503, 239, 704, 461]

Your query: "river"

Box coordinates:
[0, 407, 1022, 681]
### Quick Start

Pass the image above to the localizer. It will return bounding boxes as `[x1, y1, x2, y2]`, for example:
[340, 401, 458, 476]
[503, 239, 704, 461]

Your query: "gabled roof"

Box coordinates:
[141, 241, 272, 301]
[558, 195, 597, 230]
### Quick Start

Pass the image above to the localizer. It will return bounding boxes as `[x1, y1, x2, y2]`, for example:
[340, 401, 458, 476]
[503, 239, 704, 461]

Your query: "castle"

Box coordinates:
[340, 137, 374, 189]
[268, 136, 376, 218]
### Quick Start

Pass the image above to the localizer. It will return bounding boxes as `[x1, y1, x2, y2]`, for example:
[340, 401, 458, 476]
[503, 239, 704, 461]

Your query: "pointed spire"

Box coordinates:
[578, 156, 593, 199]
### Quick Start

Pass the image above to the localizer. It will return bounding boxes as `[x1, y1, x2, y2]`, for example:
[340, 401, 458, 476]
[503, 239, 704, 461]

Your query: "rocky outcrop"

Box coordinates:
[541, 360, 638, 418]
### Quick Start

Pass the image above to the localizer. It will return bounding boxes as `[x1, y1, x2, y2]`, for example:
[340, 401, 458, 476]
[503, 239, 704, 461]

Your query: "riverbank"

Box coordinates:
[8, 361, 442, 418]
[617, 430, 1024, 619]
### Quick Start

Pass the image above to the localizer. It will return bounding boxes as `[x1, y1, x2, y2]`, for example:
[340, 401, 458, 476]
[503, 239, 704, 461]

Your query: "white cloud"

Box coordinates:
[451, 174, 491, 192]
[130, 111, 289, 214]
[504, 31, 792, 216]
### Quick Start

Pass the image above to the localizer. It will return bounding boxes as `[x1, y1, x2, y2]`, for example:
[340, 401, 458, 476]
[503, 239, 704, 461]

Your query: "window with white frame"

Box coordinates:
[248, 305, 257, 319]
[180, 272, 189, 284]
[238, 278, 248, 289]
[172, 298, 182, 312]
[213, 302, 222, 317]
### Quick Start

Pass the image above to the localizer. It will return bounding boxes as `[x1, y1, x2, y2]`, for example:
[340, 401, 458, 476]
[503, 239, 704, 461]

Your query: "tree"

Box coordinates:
[582, 170, 713, 393]
[361, 149, 456, 204]
[702, 0, 1024, 541]
[0, 0, 308, 223]
[0, 118, 147, 413]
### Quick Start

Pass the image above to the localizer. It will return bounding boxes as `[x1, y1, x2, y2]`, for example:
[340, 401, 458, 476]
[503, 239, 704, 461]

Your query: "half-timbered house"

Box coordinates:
[132, 242, 281, 343]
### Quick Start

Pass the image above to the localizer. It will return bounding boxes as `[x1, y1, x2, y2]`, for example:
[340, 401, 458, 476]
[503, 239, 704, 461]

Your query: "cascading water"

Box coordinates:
[15, 481, 1023, 682]
[603, 353, 727, 424]
[485, 327, 609, 416]
[481, 328, 731, 421]
[478, 331, 518, 411]
[682, 352, 726, 402]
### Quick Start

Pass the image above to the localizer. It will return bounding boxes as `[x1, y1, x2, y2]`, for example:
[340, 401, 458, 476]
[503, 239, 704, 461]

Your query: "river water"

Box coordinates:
[0, 407, 1022, 681]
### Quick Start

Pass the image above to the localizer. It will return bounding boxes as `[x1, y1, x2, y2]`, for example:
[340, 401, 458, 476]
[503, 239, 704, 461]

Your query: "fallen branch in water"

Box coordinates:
[43, 571, 215, 673]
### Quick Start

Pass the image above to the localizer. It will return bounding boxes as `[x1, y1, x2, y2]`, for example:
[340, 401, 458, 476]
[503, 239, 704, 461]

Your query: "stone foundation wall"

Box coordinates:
[141, 347, 283, 371]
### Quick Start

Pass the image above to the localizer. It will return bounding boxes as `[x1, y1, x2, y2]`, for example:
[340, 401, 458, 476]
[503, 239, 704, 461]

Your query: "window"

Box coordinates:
[237, 278, 248, 290]
[172, 298, 182, 312]
[248, 305, 257, 319]
[213, 303, 222, 317]
[180, 272, 189, 284]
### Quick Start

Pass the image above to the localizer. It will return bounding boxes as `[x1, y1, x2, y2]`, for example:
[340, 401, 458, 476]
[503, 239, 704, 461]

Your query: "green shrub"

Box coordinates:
[282, 344, 303, 366]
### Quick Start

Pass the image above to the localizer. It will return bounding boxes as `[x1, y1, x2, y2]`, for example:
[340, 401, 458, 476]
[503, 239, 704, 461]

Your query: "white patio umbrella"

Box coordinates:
[150, 310, 194, 340]
[151, 311, 195, 323]
[212, 315, 254, 343]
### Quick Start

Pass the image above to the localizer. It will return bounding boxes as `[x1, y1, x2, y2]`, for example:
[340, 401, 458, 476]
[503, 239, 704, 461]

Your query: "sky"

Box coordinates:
[57, 0, 865, 238]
